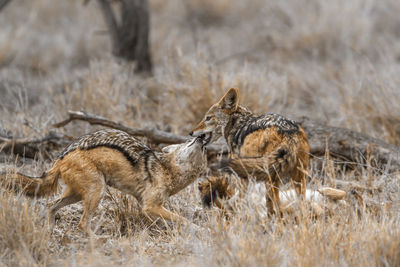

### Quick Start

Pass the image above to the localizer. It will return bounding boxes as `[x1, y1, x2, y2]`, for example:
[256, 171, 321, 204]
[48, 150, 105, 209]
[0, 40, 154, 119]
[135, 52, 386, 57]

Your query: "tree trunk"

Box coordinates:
[0, 0, 12, 12]
[97, 0, 152, 74]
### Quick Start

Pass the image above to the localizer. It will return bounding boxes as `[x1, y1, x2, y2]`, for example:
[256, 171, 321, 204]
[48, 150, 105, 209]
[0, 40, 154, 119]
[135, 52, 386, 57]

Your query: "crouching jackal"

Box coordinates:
[1, 129, 208, 233]
[191, 88, 310, 214]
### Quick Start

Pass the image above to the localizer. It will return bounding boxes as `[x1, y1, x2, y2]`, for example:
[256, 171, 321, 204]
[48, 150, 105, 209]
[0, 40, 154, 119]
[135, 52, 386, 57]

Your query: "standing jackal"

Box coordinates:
[190, 88, 310, 214]
[1, 129, 208, 233]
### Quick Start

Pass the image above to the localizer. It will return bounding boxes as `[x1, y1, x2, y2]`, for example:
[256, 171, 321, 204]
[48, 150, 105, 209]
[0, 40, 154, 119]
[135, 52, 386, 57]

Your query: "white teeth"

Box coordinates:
[202, 132, 212, 146]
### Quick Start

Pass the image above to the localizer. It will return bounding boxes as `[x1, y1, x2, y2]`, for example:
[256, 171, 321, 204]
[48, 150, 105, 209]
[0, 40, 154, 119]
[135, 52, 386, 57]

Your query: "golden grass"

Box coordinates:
[0, 0, 399, 265]
[0, 166, 398, 266]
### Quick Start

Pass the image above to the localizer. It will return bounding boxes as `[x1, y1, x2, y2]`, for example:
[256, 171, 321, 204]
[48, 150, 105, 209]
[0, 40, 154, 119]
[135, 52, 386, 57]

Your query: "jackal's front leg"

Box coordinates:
[265, 180, 281, 216]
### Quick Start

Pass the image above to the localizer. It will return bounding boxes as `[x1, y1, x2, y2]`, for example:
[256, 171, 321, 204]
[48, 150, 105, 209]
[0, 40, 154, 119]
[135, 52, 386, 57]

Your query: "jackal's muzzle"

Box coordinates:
[195, 132, 212, 148]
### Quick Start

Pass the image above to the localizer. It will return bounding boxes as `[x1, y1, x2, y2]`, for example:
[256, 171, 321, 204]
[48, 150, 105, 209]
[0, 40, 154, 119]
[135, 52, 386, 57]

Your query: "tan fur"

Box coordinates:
[198, 176, 235, 209]
[1, 129, 207, 234]
[2, 168, 59, 198]
[191, 88, 310, 215]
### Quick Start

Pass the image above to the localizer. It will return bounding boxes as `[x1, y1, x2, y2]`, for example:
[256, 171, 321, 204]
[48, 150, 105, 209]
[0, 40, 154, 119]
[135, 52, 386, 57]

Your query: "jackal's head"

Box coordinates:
[190, 88, 239, 144]
[162, 135, 208, 178]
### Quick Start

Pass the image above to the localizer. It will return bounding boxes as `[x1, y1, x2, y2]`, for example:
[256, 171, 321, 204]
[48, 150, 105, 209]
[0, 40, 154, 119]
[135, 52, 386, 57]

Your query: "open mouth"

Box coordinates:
[197, 132, 212, 147]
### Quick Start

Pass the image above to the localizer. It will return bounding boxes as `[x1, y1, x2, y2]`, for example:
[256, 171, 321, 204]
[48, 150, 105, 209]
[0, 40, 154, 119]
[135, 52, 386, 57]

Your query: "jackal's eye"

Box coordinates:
[205, 116, 212, 122]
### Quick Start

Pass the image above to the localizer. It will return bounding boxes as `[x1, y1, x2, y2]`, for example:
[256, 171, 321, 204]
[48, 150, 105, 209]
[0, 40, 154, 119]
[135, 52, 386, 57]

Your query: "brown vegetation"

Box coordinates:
[0, 0, 399, 265]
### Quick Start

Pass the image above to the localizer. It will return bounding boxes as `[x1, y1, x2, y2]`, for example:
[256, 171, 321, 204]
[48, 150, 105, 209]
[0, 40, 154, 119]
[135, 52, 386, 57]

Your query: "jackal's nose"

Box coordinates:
[189, 131, 194, 136]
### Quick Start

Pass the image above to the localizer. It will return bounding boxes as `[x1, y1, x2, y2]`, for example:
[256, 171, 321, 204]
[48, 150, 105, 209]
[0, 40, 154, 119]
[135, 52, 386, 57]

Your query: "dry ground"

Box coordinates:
[0, 0, 399, 266]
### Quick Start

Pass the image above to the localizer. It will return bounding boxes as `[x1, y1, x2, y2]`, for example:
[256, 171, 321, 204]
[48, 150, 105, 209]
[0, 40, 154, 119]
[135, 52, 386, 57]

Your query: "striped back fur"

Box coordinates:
[60, 129, 152, 166]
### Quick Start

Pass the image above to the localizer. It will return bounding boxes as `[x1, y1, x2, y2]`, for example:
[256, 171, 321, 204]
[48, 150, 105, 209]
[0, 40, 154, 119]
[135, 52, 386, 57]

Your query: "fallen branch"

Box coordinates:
[52, 111, 400, 171]
[0, 132, 72, 159]
[52, 110, 187, 144]
[2, 110, 400, 173]
[298, 117, 400, 172]
[333, 179, 380, 193]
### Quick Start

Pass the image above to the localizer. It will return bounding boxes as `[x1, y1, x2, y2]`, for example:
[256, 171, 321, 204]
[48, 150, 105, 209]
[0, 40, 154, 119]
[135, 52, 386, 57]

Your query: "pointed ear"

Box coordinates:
[218, 88, 239, 110]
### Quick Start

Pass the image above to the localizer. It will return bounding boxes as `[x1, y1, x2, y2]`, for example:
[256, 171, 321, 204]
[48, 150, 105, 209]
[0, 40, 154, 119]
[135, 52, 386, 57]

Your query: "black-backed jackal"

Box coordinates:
[191, 88, 310, 214]
[1, 129, 208, 234]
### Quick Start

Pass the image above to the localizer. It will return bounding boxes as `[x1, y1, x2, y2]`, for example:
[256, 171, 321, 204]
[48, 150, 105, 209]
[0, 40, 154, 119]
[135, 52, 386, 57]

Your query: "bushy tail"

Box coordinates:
[198, 176, 234, 208]
[0, 165, 60, 197]
[220, 143, 297, 181]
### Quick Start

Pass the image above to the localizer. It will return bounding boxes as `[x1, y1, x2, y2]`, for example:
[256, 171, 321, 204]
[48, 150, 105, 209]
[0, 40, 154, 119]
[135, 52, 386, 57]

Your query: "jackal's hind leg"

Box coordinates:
[48, 191, 81, 229]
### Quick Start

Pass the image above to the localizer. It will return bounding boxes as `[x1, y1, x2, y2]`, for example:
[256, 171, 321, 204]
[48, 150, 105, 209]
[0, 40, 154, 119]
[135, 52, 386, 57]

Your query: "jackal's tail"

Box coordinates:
[0, 164, 60, 197]
[220, 144, 298, 181]
[198, 176, 235, 208]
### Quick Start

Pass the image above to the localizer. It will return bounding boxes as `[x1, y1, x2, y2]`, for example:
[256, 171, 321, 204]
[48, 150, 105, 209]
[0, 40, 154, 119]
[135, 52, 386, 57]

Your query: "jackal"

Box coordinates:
[1, 129, 208, 233]
[191, 88, 310, 214]
[198, 175, 235, 210]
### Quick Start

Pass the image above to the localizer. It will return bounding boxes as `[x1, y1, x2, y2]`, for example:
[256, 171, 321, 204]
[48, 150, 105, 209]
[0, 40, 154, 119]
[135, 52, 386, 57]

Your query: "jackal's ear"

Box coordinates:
[218, 88, 239, 110]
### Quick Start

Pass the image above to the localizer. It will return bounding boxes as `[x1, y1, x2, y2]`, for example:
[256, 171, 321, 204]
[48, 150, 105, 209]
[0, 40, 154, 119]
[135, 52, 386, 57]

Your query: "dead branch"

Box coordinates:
[2, 110, 399, 173]
[0, 131, 72, 159]
[52, 111, 400, 172]
[52, 110, 187, 144]
[333, 179, 380, 193]
[298, 117, 400, 172]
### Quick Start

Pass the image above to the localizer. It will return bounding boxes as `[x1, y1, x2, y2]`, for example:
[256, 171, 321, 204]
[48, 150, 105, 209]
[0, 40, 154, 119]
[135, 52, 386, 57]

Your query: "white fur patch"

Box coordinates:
[221, 182, 347, 218]
[162, 144, 180, 154]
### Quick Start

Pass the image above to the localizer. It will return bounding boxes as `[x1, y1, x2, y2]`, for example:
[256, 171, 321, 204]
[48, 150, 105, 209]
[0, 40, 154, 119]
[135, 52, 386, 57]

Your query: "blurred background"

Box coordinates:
[1, 0, 399, 145]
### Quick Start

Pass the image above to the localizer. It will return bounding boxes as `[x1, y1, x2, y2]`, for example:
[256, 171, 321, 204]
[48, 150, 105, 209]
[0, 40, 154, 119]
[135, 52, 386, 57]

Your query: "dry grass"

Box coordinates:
[0, 0, 400, 265]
